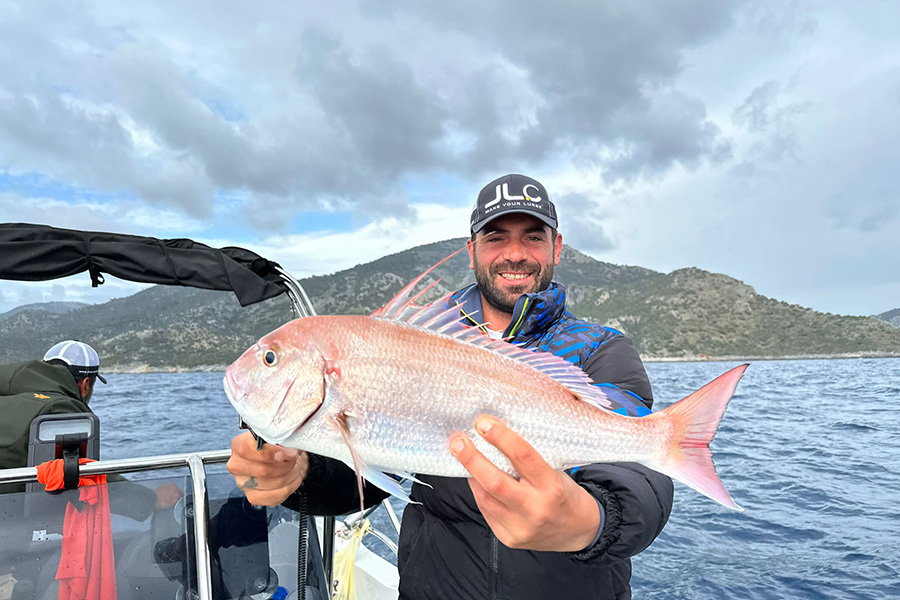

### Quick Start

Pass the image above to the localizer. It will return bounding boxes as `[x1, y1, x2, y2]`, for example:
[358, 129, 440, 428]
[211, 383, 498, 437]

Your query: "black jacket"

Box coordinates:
[286, 284, 674, 599]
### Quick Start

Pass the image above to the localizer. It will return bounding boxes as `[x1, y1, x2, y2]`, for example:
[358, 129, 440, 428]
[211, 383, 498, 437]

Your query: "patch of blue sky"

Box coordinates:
[51, 84, 75, 97]
[198, 192, 255, 241]
[202, 97, 245, 123]
[204, 172, 476, 243]
[399, 171, 473, 208]
[288, 210, 358, 234]
[0, 171, 112, 204]
[201, 191, 355, 240]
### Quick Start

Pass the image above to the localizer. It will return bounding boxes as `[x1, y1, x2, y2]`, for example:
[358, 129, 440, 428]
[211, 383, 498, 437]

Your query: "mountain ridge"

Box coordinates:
[1, 238, 898, 370]
[876, 308, 900, 328]
[0, 301, 89, 320]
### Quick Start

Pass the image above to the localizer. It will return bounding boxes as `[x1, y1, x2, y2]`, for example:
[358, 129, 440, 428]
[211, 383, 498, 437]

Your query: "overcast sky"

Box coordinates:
[1, 0, 898, 317]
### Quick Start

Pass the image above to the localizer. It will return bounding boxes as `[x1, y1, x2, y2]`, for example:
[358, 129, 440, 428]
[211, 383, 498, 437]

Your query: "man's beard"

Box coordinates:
[473, 257, 554, 315]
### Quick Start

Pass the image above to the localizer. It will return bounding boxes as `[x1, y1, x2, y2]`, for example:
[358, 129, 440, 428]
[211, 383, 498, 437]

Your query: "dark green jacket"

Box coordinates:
[0, 360, 156, 520]
[0, 361, 91, 475]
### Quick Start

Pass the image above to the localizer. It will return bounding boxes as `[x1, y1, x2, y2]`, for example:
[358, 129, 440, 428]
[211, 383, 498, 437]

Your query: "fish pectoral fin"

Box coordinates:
[359, 468, 417, 504]
[330, 411, 422, 506]
[377, 467, 432, 490]
[331, 411, 369, 513]
[336, 459, 417, 505]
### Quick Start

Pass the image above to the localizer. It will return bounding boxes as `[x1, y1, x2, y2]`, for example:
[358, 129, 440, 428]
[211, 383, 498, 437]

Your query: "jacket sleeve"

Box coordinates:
[570, 332, 674, 560]
[282, 453, 389, 516]
[581, 335, 654, 406]
[570, 462, 673, 559]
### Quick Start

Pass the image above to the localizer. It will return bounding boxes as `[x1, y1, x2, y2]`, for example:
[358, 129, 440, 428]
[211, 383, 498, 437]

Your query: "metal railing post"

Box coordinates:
[323, 516, 336, 590]
[186, 454, 214, 600]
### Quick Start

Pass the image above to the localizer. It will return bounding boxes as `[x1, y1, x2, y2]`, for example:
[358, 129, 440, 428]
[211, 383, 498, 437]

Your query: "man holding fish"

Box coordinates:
[225, 174, 743, 599]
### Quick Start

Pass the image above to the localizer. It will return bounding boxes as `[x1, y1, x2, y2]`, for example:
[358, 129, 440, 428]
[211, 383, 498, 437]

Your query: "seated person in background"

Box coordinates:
[0, 340, 181, 516]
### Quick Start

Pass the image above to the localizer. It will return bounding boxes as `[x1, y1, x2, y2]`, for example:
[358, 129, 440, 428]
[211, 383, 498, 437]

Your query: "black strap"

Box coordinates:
[89, 266, 105, 287]
[83, 232, 105, 287]
[62, 447, 80, 490]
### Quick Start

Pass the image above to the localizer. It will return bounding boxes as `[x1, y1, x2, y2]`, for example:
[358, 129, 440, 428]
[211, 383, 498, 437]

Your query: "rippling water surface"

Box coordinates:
[94, 358, 900, 600]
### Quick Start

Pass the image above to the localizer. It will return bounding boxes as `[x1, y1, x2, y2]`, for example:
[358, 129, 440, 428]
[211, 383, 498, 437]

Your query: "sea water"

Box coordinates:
[94, 358, 900, 600]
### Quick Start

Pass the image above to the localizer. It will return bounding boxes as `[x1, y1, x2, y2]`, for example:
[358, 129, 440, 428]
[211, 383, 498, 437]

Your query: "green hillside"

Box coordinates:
[1, 238, 898, 370]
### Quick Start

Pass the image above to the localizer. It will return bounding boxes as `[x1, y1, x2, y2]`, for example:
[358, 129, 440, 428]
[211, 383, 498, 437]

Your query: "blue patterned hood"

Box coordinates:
[449, 282, 652, 417]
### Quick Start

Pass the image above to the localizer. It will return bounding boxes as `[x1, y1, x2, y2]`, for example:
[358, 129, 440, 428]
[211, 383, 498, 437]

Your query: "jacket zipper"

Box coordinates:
[490, 534, 500, 600]
[505, 297, 530, 338]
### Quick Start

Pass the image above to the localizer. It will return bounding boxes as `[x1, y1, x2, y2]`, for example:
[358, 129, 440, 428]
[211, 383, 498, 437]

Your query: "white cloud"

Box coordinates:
[0, 277, 152, 315]
[225, 203, 472, 279]
[1, 0, 898, 316]
[0, 193, 208, 235]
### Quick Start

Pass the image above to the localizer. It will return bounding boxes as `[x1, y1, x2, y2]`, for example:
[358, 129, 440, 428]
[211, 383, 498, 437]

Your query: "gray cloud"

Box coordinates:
[293, 29, 447, 179]
[374, 0, 743, 182]
[0, 0, 750, 229]
[0, 89, 214, 216]
[741, 1, 819, 42]
[732, 80, 809, 135]
[826, 163, 899, 233]
[729, 80, 810, 182]
[553, 192, 616, 254]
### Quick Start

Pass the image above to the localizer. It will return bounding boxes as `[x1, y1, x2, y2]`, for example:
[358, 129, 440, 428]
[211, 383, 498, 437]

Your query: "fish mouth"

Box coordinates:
[223, 371, 245, 407]
[223, 371, 274, 439]
[223, 369, 324, 445]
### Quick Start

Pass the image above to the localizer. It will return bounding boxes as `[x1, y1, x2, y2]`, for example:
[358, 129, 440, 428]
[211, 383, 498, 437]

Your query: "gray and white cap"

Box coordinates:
[43, 340, 108, 384]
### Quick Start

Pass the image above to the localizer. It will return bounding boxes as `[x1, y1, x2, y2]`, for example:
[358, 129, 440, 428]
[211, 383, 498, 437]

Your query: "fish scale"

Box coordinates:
[286, 317, 601, 478]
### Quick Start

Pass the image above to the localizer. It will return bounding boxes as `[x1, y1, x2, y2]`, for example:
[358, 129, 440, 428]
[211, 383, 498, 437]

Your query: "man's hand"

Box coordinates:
[450, 416, 602, 552]
[154, 483, 184, 509]
[226, 431, 309, 507]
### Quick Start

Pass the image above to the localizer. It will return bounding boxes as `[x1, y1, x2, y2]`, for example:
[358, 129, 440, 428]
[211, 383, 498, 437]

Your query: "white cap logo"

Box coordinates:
[484, 182, 543, 209]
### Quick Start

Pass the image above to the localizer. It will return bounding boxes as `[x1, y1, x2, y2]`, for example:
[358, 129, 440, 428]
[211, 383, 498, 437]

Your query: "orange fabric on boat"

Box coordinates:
[36, 457, 105, 492]
[35, 458, 118, 600]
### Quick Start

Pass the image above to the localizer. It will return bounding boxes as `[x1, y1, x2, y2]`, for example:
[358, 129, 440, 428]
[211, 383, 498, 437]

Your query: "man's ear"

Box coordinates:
[554, 232, 563, 266]
[467, 238, 476, 270]
[77, 378, 93, 402]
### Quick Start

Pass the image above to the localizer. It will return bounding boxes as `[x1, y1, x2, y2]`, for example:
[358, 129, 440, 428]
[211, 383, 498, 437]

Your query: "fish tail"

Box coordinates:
[652, 363, 748, 511]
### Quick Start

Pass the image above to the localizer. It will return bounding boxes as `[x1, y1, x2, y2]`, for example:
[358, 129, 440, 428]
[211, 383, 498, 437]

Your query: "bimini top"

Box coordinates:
[0, 223, 289, 307]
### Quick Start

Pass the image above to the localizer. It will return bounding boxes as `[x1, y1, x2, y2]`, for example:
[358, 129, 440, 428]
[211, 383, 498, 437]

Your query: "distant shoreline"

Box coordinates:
[642, 352, 900, 363]
[102, 352, 900, 374]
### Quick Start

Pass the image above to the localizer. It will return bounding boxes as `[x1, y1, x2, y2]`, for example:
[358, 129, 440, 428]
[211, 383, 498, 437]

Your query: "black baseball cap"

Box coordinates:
[470, 174, 558, 234]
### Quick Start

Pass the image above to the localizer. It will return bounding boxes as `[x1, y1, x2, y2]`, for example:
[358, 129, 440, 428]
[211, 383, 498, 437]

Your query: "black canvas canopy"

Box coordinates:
[0, 223, 289, 307]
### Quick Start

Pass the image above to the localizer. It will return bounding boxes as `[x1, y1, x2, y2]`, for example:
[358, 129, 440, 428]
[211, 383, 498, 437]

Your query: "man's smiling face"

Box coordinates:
[468, 213, 562, 316]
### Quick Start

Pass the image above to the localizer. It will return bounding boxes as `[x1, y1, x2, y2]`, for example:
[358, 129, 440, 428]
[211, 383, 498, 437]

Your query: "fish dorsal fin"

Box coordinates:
[371, 247, 467, 319]
[461, 335, 620, 412]
[371, 249, 620, 412]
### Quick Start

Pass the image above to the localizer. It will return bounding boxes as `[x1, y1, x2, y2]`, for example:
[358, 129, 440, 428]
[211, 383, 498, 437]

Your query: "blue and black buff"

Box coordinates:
[450, 283, 652, 417]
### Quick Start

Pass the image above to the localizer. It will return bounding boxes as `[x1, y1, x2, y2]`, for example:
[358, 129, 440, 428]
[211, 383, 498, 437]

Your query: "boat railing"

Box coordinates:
[0, 233, 401, 599]
[1, 450, 230, 600]
[0, 448, 402, 600]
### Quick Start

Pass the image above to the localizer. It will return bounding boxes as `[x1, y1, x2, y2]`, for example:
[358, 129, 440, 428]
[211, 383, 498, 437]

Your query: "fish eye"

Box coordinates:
[263, 350, 277, 367]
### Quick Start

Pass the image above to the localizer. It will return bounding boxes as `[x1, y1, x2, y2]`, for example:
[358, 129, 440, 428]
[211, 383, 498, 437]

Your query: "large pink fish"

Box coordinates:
[224, 252, 746, 510]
